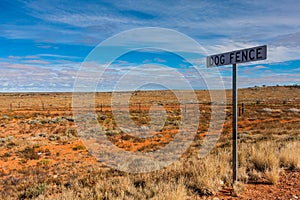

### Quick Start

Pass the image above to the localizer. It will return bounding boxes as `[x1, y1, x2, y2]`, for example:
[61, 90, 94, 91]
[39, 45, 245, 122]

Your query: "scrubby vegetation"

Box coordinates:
[0, 87, 299, 199]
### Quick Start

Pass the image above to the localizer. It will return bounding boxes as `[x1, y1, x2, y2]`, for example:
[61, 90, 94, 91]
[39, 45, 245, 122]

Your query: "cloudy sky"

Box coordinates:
[1, 0, 300, 92]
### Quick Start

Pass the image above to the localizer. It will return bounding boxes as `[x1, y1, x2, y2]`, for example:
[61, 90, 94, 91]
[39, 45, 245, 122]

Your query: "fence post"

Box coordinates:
[283, 99, 286, 104]
[242, 103, 244, 115]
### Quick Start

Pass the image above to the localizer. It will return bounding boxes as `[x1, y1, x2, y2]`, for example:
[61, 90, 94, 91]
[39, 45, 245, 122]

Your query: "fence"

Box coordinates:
[1, 99, 300, 113]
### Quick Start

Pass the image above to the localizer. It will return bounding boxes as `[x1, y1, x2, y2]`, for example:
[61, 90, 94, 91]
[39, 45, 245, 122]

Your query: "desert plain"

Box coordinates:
[0, 86, 299, 199]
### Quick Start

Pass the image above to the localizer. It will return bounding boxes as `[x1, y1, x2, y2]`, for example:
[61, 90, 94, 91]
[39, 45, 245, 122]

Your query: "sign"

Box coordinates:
[206, 45, 267, 184]
[206, 45, 267, 67]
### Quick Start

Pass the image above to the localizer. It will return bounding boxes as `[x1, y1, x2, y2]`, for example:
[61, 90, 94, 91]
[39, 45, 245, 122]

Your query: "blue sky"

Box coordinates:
[1, 0, 300, 92]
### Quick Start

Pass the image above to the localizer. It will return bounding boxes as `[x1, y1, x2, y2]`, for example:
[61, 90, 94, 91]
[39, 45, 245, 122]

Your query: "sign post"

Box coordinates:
[207, 45, 267, 184]
[232, 63, 238, 183]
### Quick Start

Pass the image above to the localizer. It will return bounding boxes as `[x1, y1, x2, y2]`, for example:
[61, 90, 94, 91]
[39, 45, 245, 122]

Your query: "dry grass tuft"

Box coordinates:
[238, 139, 299, 185]
[187, 150, 231, 196]
[249, 141, 280, 172]
[265, 168, 281, 185]
[238, 167, 249, 183]
[279, 142, 300, 170]
[247, 168, 262, 182]
[151, 178, 187, 200]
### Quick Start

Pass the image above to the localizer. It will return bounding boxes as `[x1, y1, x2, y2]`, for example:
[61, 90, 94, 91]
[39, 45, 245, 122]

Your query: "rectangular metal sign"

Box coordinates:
[207, 45, 267, 67]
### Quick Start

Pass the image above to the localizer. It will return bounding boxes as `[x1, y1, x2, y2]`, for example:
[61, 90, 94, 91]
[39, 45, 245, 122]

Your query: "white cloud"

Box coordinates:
[17, 0, 300, 48]
[38, 54, 81, 59]
[293, 68, 300, 71]
[253, 65, 268, 69]
[24, 60, 50, 65]
[0, 62, 79, 92]
[239, 73, 300, 87]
